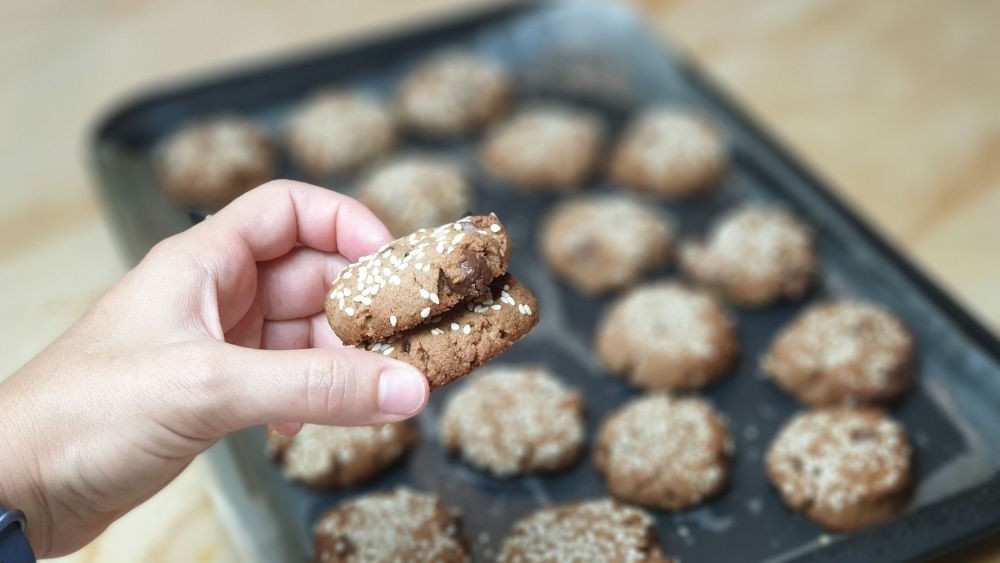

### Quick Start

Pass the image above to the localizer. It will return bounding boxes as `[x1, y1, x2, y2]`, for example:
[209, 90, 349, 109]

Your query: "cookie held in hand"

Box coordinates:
[325, 215, 537, 389]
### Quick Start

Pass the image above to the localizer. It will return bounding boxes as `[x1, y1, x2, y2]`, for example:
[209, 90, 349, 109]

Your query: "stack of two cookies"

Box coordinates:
[324, 214, 538, 389]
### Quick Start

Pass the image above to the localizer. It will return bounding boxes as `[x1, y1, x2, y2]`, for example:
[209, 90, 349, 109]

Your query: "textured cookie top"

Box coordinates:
[314, 488, 466, 563]
[286, 90, 396, 176]
[764, 301, 914, 405]
[596, 282, 737, 390]
[610, 108, 725, 198]
[326, 215, 510, 345]
[681, 206, 817, 307]
[441, 365, 584, 477]
[595, 394, 731, 509]
[368, 273, 538, 389]
[397, 51, 512, 137]
[541, 195, 674, 294]
[266, 422, 416, 488]
[155, 116, 275, 210]
[480, 106, 602, 191]
[499, 499, 672, 563]
[766, 408, 911, 517]
[356, 156, 472, 237]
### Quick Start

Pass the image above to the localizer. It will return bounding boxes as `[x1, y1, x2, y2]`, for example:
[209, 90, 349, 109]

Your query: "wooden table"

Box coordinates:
[1, 0, 997, 560]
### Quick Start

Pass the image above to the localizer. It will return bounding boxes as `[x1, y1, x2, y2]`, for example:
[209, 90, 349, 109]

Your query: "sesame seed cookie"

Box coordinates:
[441, 365, 584, 477]
[356, 156, 472, 237]
[313, 488, 467, 563]
[499, 499, 674, 563]
[764, 302, 915, 406]
[286, 90, 396, 177]
[397, 51, 512, 137]
[540, 195, 674, 295]
[595, 282, 738, 390]
[154, 116, 275, 211]
[325, 215, 511, 346]
[765, 407, 912, 531]
[479, 106, 602, 192]
[368, 273, 538, 389]
[265, 422, 417, 489]
[594, 394, 732, 511]
[681, 207, 818, 307]
[610, 108, 726, 199]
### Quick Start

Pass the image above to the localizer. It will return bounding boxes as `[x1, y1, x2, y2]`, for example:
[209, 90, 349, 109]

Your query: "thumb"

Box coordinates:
[172, 341, 429, 435]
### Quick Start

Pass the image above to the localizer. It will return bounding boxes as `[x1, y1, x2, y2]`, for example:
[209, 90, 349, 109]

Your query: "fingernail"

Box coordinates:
[378, 368, 427, 416]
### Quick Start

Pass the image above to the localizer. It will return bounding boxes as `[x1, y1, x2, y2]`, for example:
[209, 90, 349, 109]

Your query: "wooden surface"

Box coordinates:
[1, 0, 997, 560]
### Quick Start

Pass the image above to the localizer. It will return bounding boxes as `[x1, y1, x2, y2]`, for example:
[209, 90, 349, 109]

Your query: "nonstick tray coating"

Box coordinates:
[90, 2, 1000, 561]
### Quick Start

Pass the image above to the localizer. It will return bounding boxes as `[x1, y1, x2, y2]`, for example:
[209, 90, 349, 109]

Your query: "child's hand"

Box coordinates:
[0, 181, 429, 557]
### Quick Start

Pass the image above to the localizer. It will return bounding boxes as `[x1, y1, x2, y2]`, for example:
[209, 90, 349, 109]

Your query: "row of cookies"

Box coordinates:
[312, 488, 673, 562]
[153, 50, 510, 211]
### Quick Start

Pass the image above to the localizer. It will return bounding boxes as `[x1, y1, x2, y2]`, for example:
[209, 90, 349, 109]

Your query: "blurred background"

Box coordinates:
[3, 0, 999, 561]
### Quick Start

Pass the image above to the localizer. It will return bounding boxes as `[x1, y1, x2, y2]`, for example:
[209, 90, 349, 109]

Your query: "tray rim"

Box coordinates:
[86, 2, 1000, 562]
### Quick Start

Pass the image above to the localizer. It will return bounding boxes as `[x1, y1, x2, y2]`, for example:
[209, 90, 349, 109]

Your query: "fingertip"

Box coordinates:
[272, 422, 303, 437]
[377, 365, 429, 417]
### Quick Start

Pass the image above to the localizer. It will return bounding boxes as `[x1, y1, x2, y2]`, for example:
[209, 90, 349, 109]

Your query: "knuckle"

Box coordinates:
[305, 354, 361, 420]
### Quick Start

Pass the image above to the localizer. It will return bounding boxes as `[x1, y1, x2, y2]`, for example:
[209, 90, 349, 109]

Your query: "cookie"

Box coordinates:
[313, 488, 467, 563]
[540, 195, 674, 295]
[610, 108, 726, 199]
[499, 499, 674, 563]
[356, 156, 473, 237]
[325, 215, 511, 346]
[595, 282, 738, 390]
[286, 90, 396, 177]
[154, 116, 275, 211]
[368, 273, 538, 389]
[441, 365, 584, 477]
[765, 407, 912, 531]
[681, 207, 818, 307]
[479, 106, 602, 192]
[397, 51, 512, 137]
[265, 422, 417, 489]
[764, 301, 915, 406]
[594, 394, 732, 510]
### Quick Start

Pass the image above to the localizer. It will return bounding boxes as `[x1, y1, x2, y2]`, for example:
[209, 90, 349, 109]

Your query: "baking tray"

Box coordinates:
[89, 1, 1000, 561]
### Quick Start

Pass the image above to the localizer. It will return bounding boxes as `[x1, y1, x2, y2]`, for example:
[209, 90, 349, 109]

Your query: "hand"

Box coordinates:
[0, 180, 429, 557]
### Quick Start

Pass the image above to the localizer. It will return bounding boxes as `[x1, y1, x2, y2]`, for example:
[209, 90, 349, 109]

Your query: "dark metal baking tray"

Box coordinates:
[89, 2, 1000, 561]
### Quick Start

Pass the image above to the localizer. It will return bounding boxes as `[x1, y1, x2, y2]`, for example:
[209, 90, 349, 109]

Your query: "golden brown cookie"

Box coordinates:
[765, 407, 912, 531]
[441, 365, 584, 477]
[764, 301, 915, 406]
[397, 51, 512, 137]
[681, 206, 818, 307]
[479, 106, 602, 192]
[325, 215, 510, 346]
[540, 195, 674, 295]
[610, 108, 726, 199]
[499, 499, 674, 563]
[594, 394, 732, 511]
[367, 274, 538, 389]
[313, 488, 467, 562]
[265, 422, 417, 489]
[286, 90, 396, 177]
[356, 156, 472, 237]
[154, 116, 275, 211]
[595, 282, 738, 390]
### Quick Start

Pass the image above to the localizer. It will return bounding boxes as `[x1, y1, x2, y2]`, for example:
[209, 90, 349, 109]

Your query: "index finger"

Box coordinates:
[201, 180, 393, 262]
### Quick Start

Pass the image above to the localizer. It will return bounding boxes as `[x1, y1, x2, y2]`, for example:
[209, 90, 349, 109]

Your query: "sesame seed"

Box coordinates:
[523, 304, 533, 316]
[382, 347, 394, 356]
[420, 289, 430, 299]
[390, 315, 397, 327]
[420, 307, 431, 318]
[430, 293, 440, 304]
[389, 275, 401, 286]
[490, 223, 501, 233]
[342, 271, 352, 279]
[431, 328, 444, 335]
[462, 325, 472, 335]
[345, 307, 355, 317]
[451, 323, 460, 331]
[491, 304, 502, 310]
